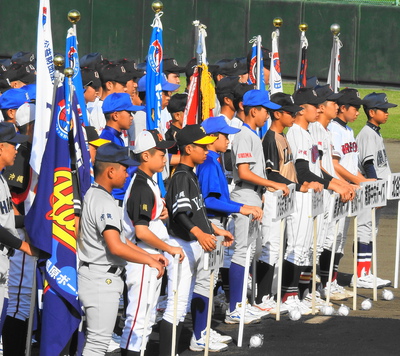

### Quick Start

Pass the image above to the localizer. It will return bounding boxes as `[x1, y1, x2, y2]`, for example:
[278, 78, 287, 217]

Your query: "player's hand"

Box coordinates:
[275, 183, 289, 196]
[168, 246, 185, 263]
[300, 181, 323, 193]
[336, 185, 353, 202]
[365, 178, 377, 182]
[240, 205, 263, 221]
[148, 259, 165, 279]
[153, 253, 169, 267]
[19, 241, 39, 257]
[159, 206, 169, 221]
[221, 230, 234, 247]
[197, 232, 217, 252]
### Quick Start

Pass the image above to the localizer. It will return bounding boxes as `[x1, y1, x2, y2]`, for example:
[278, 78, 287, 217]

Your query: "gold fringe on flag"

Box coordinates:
[199, 63, 215, 122]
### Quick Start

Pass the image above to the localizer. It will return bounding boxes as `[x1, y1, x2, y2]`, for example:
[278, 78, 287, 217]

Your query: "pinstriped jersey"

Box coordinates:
[0, 174, 17, 238]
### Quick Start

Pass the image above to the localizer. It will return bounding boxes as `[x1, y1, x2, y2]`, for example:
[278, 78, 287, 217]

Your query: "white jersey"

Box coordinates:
[357, 122, 391, 179]
[328, 118, 359, 176]
[88, 97, 106, 134]
[309, 121, 336, 177]
[287, 123, 321, 177]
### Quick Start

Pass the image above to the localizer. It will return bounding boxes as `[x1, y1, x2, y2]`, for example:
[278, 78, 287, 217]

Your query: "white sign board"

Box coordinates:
[387, 173, 400, 200]
[308, 189, 324, 218]
[329, 193, 349, 222]
[360, 180, 387, 208]
[348, 186, 364, 217]
[204, 235, 224, 271]
[271, 184, 296, 222]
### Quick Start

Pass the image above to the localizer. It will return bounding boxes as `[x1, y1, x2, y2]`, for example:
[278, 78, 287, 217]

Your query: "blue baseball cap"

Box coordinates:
[363, 92, 397, 109]
[102, 93, 144, 114]
[22, 83, 36, 101]
[201, 116, 241, 135]
[138, 74, 180, 92]
[0, 88, 30, 109]
[96, 142, 139, 166]
[242, 89, 281, 110]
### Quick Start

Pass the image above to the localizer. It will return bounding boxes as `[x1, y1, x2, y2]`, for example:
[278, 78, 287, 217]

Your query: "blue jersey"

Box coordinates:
[197, 150, 243, 217]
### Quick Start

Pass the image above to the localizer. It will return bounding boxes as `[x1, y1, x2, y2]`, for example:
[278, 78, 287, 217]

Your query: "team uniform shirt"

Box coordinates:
[197, 150, 243, 217]
[262, 129, 298, 192]
[328, 118, 359, 176]
[309, 121, 337, 177]
[78, 184, 127, 267]
[128, 110, 147, 148]
[88, 98, 106, 133]
[287, 123, 322, 177]
[0, 175, 18, 242]
[357, 122, 391, 180]
[166, 164, 213, 241]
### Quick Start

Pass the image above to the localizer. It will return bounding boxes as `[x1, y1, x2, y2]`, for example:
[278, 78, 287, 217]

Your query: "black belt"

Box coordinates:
[82, 262, 124, 275]
[236, 181, 265, 194]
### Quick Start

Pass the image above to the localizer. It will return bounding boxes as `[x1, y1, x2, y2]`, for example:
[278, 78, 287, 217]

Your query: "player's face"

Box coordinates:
[125, 79, 137, 96]
[370, 108, 389, 125]
[162, 91, 172, 110]
[342, 105, 360, 123]
[149, 149, 167, 173]
[303, 104, 320, 123]
[117, 110, 134, 130]
[324, 100, 339, 120]
[167, 73, 180, 86]
[113, 164, 128, 188]
[213, 133, 229, 153]
[280, 111, 296, 128]
[112, 81, 127, 93]
[84, 86, 97, 103]
[191, 143, 209, 164]
[239, 73, 249, 84]
[255, 107, 269, 127]
[0, 142, 17, 168]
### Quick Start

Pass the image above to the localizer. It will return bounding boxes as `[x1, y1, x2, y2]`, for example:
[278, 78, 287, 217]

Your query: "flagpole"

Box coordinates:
[256, 35, 261, 90]
[329, 23, 341, 93]
[295, 23, 308, 90]
[68, 9, 81, 38]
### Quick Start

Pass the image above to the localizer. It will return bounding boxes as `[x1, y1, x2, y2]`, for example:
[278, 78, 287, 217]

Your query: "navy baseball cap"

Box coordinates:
[243, 89, 281, 110]
[98, 63, 132, 84]
[102, 93, 144, 114]
[0, 122, 28, 144]
[293, 88, 325, 106]
[0, 88, 30, 109]
[176, 124, 217, 146]
[133, 129, 176, 154]
[163, 58, 185, 74]
[6, 63, 36, 84]
[11, 51, 36, 65]
[96, 142, 139, 166]
[137, 74, 180, 92]
[315, 84, 342, 102]
[337, 88, 365, 106]
[362, 92, 397, 109]
[270, 93, 303, 113]
[201, 116, 241, 135]
[80, 52, 104, 69]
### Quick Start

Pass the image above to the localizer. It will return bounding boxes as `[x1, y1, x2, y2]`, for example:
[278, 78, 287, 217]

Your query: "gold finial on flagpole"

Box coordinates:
[152, 1, 163, 13]
[67, 9, 81, 24]
[330, 23, 340, 36]
[64, 67, 74, 78]
[273, 17, 283, 28]
[299, 23, 308, 32]
[53, 55, 65, 68]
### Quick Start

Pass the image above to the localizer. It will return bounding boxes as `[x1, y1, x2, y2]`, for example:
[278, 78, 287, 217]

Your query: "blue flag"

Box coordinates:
[25, 77, 87, 356]
[66, 27, 89, 126]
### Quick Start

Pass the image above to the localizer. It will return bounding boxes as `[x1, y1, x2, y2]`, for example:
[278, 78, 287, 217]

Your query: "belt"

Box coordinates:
[236, 181, 266, 194]
[82, 262, 125, 275]
[0, 244, 14, 257]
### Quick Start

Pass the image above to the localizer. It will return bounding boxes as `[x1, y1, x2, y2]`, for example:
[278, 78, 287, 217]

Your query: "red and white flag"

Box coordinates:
[327, 34, 342, 93]
[269, 29, 283, 95]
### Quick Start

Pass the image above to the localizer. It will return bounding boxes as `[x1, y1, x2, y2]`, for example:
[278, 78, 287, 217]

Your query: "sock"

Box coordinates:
[281, 260, 302, 302]
[332, 252, 343, 282]
[229, 262, 245, 312]
[158, 319, 183, 356]
[357, 242, 372, 277]
[319, 249, 331, 287]
[220, 267, 230, 301]
[255, 261, 275, 304]
[191, 293, 208, 340]
[299, 266, 312, 299]
[2, 316, 29, 356]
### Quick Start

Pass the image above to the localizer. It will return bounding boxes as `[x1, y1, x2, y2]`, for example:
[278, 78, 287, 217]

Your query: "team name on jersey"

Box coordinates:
[283, 147, 293, 165]
[377, 149, 388, 167]
[0, 196, 12, 215]
[192, 194, 205, 211]
[341, 141, 357, 155]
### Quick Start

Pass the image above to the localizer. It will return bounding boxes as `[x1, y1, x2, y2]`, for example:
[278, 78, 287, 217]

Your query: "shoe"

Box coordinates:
[302, 292, 331, 309]
[246, 301, 269, 319]
[351, 274, 391, 289]
[107, 333, 121, 353]
[224, 302, 261, 324]
[282, 295, 312, 315]
[253, 295, 277, 313]
[209, 329, 232, 344]
[321, 280, 349, 301]
[189, 330, 229, 352]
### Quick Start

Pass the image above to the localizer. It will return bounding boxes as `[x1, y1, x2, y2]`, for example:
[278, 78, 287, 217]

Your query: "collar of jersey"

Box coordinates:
[242, 123, 258, 136]
[366, 121, 381, 134]
[333, 117, 347, 128]
[102, 125, 122, 137]
[93, 182, 112, 196]
[137, 168, 157, 184]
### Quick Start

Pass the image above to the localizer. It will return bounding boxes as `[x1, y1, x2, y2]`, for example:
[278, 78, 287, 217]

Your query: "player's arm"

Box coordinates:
[0, 225, 39, 256]
[211, 223, 234, 247]
[332, 156, 374, 184]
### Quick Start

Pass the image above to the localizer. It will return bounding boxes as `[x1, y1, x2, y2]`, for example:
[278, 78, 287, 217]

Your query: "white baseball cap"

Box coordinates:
[16, 102, 35, 127]
[133, 129, 176, 154]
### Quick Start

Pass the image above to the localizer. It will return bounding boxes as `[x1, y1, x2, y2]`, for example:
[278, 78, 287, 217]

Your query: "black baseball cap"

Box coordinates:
[336, 88, 365, 106]
[163, 58, 186, 74]
[362, 92, 397, 109]
[176, 124, 217, 146]
[270, 93, 304, 113]
[214, 58, 248, 76]
[216, 76, 240, 95]
[6, 63, 36, 84]
[167, 93, 188, 114]
[233, 83, 256, 102]
[116, 58, 145, 79]
[315, 84, 343, 102]
[81, 68, 102, 88]
[96, 142, 139, 166]
[293, 88, 325, 106]
[0, 122, 29, 144]
[98, 63, 132, 84]
[11, 51, 36, 66]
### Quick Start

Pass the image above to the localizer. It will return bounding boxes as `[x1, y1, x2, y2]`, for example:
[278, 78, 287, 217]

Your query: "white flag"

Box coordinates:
[327, 35, 343, 93]
[31, 0, 55, 174]
[269, 30, 283, 95]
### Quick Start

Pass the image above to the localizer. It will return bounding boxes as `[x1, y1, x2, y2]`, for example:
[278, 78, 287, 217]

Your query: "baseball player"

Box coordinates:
[355, 92, 397, 287]
[160, 124, 233, 354]
[120, 130, 184, 356]
[228, 89, 289, 322]
[77, 142, 166, 356]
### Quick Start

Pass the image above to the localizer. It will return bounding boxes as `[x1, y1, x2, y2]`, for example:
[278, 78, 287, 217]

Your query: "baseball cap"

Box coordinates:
[163, 58, 185, 74]
[102, 93, 145, 114]
[11, 51, 36, 66]
[315, 84, 343, 102]
[98, 63, 132, 84]
[214, 58, 248, 77]
[0, 122, 28, 144]
[80, 52, 104, 69]
[242, 89, 281, 110]
[167, 93, 188, 114]
[133, 129, 176, 154]
[6, 63, 36, 84]
[21, 83, 36, 101]
[270, 93, 303, 113]
[293, 88, 325, 106]
[233, 83, 256, 102]
[176, 124, 218, 146]
[96, 142, 139, 166]
[85, 126, 110, 147]
[201, 116, 241, 135]
[216, 76, 240, 95]
[81, 68, 102, 88]
[336, 88, 365, 106]
[117, 58, 145, 79]
[362, 92, 397, 109]
[16, 103, 35, 127]
[247, 47, 272, 71]
[0, 88, 30, 109]
[137, 74, 180, 93]
[306, 76, 319, 88]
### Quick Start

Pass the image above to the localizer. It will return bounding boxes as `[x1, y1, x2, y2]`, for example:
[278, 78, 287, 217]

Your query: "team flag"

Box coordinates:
[327, 33, 343, 93]
[66, 26, 89, 126]
[247, 36, 265, 89]
[269, 29, 283, 95]
[31, 0, 55, 174]
[183, 66, 200, 126]
[295, 31, 308, 90]
[25, 76, 91, 356]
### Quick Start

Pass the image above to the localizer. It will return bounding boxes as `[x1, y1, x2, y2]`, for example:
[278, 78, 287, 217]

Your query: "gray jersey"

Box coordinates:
[356, 122, 390, 179]
[78, 184, 127, 267]
[0, 175, 17, 237]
